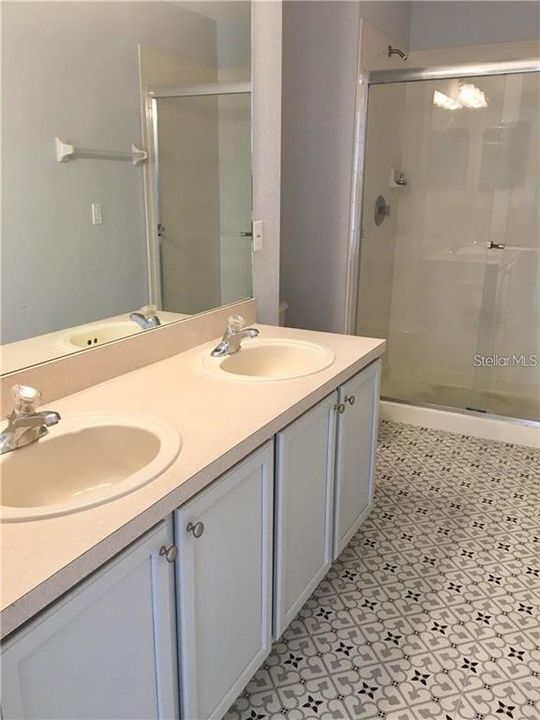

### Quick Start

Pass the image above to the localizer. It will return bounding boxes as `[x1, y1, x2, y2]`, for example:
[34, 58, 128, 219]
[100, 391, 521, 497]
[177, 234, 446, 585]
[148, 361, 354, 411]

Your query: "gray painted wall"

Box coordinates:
[357, 1, 411, 47]
[409, 1, 540, 50]
[280, 1, 412, 334]
[1, 1, 215, 344]
[280, 1, 363, 333]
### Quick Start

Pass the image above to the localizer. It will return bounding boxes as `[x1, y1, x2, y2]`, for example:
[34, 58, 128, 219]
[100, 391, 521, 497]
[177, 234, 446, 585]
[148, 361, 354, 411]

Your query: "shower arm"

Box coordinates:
[387, 46, 408, 62]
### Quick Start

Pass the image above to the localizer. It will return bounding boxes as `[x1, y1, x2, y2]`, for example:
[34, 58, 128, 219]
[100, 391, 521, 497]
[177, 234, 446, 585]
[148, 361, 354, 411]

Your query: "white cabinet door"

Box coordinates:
[175, 441, 273, 720]
[333, 359, 381, 558]
[274, 393, 337, 638]
[1, 521, 178, 720]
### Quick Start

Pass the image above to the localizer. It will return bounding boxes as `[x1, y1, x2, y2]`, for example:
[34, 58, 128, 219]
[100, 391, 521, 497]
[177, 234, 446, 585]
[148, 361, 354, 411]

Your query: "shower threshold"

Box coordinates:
[379, 397, 540, 448]
[381, 376, 539, 424]
[381, 395, 540, 427]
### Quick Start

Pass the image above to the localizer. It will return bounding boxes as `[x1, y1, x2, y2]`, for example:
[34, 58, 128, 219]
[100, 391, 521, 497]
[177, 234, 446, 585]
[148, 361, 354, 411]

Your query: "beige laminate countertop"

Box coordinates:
[1, 325, 385, 638]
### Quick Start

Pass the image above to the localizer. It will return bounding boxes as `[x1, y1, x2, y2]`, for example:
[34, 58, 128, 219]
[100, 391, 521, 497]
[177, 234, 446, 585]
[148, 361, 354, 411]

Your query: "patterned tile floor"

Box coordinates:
[224, 420, 540, 720]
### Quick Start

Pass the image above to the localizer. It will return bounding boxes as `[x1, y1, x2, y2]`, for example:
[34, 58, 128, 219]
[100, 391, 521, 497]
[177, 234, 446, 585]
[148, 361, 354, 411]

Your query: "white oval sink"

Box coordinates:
[58, 322, 141, 350]
[0, 414, 181, 522]
[202, 338, 335, 381]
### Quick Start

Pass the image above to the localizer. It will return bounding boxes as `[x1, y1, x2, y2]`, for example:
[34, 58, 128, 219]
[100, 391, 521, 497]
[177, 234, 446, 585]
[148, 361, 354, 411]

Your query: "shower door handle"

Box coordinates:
[487, 240, 505, 250]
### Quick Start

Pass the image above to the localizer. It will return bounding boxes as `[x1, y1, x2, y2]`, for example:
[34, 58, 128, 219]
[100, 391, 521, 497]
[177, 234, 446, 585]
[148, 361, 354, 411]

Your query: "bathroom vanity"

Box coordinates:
[0, 325, 384, 720]
[0, 2, 382, 714]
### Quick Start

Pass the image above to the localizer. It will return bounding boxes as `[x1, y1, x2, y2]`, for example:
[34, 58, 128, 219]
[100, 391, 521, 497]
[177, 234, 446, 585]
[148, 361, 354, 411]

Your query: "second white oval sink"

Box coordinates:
[202, 338, 335, 381]
[58, 322, 141, 351]
[0, 414, 181, 522]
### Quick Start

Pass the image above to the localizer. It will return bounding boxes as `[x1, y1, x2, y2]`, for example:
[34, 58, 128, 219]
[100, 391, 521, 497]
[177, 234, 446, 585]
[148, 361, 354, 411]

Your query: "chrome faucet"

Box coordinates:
[130, 304, 161, 330]
[211, 315, 259, 357]
[0, 385, 61, 455]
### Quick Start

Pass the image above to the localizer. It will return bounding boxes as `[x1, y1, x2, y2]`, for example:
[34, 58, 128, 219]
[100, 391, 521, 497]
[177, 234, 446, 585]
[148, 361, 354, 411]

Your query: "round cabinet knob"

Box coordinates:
[159, 544, 178, 563]
[336, 403, 346, 414]
[187, 521, 205, 538]
[345, 395, 356, 406]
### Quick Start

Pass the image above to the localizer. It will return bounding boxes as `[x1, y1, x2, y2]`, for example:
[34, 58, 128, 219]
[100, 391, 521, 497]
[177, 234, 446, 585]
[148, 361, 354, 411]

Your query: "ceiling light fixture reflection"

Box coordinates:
[457, 83, 488, 108]
[433, 90, 461, 110]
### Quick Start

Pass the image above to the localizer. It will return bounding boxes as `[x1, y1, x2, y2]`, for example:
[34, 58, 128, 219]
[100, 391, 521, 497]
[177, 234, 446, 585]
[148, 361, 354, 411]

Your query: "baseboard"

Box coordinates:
[380, 400, 540, 449]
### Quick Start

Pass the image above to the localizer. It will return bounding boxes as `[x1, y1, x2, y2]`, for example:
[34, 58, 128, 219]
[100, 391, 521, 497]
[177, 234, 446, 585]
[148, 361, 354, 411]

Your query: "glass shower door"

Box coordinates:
[473, 71, 540, 420]
[356, 70, 539, 422]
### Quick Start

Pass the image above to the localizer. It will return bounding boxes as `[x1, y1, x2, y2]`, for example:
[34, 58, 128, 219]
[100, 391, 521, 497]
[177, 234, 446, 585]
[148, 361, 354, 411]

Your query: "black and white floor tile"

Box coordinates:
[224, 420, 540, 720]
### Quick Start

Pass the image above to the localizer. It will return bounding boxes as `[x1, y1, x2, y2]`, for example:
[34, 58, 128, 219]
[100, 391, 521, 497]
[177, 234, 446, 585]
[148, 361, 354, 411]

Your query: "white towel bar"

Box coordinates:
[55, 137, 147, 166]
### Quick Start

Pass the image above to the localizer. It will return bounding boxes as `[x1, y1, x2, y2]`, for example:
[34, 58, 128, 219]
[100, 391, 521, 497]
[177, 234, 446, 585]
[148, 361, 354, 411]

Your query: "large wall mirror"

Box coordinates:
[1, 1, 252, 374]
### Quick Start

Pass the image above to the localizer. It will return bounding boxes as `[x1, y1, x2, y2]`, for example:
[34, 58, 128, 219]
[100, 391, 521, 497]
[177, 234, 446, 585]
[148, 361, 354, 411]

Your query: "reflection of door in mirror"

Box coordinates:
[154, 92, 252, 316]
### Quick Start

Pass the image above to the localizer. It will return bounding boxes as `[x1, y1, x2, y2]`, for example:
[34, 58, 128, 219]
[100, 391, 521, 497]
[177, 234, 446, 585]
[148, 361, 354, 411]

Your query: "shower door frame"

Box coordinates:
[345, 57, 540, 425]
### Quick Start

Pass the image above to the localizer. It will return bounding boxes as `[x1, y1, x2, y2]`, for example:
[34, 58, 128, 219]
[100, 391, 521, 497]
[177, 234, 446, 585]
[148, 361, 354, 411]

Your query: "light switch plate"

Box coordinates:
[252, 220, 263, 252]
[91, 203, 103, 225]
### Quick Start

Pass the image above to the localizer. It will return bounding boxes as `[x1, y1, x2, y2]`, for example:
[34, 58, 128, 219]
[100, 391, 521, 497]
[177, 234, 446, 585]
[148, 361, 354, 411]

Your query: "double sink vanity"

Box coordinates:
[0, 314, 385, 720]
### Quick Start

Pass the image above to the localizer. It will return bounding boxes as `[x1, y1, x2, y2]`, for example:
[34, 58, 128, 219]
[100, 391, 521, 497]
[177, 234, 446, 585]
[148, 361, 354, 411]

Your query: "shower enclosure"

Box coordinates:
[355, 60, 540, 423]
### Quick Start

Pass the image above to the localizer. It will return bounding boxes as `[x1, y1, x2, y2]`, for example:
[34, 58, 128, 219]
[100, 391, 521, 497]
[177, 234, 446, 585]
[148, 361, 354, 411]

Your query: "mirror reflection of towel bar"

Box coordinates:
[55, 137, 148, 166]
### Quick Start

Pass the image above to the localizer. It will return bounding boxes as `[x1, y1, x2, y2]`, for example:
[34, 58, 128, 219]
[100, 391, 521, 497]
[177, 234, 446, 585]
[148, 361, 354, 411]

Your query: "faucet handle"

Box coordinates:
[227, 315, 246, 333]
[139, 304, 158, 319]
[11, 385, 42, 414]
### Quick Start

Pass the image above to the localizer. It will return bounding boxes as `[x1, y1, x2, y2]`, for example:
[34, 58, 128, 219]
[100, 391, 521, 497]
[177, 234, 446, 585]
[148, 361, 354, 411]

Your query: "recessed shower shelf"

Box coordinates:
[55, 137, 148, 166]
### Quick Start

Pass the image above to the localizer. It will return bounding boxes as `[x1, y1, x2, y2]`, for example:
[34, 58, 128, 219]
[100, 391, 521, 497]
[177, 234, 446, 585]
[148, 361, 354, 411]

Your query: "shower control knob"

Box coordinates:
[345, 395, 356, 406]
